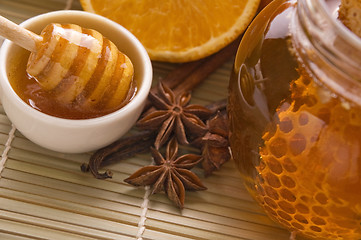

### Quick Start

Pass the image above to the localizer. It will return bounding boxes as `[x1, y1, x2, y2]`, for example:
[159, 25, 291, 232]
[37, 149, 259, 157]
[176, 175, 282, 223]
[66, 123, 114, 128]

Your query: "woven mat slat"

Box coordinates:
[0, 231, 35, 240]
[0, 196, 138, 238]
[0, 210, 135, 240]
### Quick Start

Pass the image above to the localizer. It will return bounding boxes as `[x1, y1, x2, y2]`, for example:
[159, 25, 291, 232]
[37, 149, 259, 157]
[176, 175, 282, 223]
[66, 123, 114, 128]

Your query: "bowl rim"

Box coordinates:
[0, 10, 153, 128]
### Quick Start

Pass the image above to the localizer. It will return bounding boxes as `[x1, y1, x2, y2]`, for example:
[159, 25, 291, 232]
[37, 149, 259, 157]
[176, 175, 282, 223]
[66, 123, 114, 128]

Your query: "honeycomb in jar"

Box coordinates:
[256, 76, 361, 240]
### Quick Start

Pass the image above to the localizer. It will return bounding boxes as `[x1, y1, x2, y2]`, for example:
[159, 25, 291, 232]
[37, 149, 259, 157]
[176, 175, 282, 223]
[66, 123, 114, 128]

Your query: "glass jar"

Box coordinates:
[227, 0, 361, 239]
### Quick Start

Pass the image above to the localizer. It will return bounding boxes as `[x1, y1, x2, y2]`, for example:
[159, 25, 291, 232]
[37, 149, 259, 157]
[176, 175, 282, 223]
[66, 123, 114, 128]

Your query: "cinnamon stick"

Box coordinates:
[174, 38, 240, 95]
[158, 37, 239, 92]
[161, 60, 207, 89]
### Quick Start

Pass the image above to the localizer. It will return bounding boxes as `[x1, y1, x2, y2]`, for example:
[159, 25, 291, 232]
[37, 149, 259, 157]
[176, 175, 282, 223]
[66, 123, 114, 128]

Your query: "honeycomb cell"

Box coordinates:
[278, 200, 296, 214]
[312, 206, 329, 217]
[295, 214, 309, 224]
[279, 102, 291, 112]
[258, 159, 266, 172]
[300, 195, 310, 203]
[264, 196, 278, 209]
[255, 184, 265, 196]
[292, 99, 304, 112]
[267, 157, 283, 174]
[315, 192, 328, 205]
[268, 137, 288, 158]
[298, 112, 309, 125]
[259, 146, 269, 156]
[282, 158, 297, 172]
[277, 217, 292, 227]
[310, 134, 318, 143]
[264, 205, 277, 216]
[295, 203, 310, 214]
[305, 95, 318, 107]
[277, 210, 293, 221]
[264, 185, 279, 200]
[281, 175, 296, 188]
[291, 80, 305, 97]
[301, 74, 311, 85]
[291, 221, 305, 230]
[311, 216, 326, 226]
[280, 188, 296, 202]
[310, 225, 322, 232]
[264, 172, 281, 188]
[289, 133, 306, 155]
[279, 117, 293, 133]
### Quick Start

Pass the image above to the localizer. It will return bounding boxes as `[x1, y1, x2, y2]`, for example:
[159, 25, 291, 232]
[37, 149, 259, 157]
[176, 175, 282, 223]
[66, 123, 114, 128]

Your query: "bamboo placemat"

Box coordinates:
[0, 0, 292, 239]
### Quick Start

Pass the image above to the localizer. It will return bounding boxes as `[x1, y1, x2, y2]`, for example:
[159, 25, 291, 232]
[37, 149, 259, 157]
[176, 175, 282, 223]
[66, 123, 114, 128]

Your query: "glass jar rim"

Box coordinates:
[295, 0, 361, 105]
[312, 0, 361, 48]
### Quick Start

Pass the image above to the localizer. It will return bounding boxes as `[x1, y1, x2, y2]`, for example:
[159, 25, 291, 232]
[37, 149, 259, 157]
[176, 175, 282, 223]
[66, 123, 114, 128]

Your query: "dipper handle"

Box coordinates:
[0, 15, 42, 52]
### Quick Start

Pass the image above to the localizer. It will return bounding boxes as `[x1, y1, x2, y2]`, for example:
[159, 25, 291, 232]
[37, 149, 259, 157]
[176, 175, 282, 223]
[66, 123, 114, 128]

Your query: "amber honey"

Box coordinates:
[228, 0, 361, 239]
[7, 44, 136, 120]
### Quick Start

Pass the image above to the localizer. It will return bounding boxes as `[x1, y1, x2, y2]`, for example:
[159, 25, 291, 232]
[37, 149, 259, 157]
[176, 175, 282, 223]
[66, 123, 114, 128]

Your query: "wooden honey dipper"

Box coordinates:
[0, 15, 134, 110]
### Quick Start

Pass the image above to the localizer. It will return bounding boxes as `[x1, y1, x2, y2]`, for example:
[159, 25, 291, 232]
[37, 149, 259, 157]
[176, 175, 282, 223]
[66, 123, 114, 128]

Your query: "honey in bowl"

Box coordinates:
[228, 0, 361, 239]
[7, 23, 137, 120]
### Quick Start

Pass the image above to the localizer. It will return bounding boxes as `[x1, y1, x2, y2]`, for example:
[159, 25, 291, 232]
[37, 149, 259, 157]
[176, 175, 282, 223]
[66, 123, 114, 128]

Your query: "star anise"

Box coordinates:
[136, 82, 212, 149]
[192, 111, 231, 176]
[124, 137, 206, 208]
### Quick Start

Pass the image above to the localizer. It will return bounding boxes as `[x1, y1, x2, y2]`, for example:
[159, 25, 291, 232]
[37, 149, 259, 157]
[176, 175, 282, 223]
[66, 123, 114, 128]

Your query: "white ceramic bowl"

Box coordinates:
[0, 10, 152, 153]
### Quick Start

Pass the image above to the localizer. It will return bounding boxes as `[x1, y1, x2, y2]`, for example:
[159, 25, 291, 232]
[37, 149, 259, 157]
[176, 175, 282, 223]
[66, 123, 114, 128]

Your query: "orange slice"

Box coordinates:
[80, 0, 260, 62]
